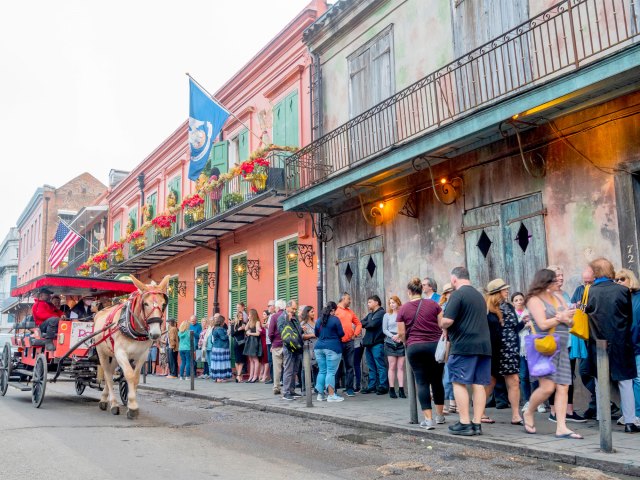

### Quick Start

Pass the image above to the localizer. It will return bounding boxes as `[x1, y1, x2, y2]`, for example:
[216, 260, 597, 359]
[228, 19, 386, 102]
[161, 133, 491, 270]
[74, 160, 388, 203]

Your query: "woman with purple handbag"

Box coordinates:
[522, 269, 582, 439]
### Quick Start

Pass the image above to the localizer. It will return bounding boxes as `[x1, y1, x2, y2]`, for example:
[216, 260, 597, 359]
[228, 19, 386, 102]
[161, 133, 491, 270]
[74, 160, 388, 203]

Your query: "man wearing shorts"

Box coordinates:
[440, 266, 492, 436]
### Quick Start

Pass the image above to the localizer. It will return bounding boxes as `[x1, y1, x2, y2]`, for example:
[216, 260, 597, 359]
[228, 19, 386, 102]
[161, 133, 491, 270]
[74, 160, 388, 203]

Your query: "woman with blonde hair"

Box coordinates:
[178, 321, 192, 380]
[383, 295, 405, 398]
[243, 309, 263, 383]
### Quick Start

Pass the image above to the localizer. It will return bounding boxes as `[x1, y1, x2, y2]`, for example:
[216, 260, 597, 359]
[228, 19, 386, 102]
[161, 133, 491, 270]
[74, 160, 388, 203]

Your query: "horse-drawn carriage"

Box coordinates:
[0, 274, 144, 409]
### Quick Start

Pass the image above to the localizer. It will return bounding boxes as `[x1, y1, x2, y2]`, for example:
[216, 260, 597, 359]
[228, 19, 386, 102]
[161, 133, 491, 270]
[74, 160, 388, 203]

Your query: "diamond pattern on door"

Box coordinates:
[477, 230, 493, 258]
[515, 222, 530, 253]
[345, 263, 354, 284]
[366, 256, 376, 278]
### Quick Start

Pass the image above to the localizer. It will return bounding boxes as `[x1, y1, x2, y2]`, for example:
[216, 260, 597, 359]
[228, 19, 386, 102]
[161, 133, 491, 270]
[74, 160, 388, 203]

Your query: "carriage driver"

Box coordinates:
[33, 287, 64, 350]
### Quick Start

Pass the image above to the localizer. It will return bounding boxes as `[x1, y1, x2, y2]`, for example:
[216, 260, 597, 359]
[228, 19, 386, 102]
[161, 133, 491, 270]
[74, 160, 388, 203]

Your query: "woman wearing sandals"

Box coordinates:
[483, 279, 524, 426]
[522, 268, 582, 439]
[243, 309, 263, 383]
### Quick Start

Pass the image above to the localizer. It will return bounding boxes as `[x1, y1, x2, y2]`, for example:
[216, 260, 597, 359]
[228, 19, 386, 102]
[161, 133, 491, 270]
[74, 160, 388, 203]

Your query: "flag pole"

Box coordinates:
[186, 72, 264, 145]
[58, 217, 91, 245]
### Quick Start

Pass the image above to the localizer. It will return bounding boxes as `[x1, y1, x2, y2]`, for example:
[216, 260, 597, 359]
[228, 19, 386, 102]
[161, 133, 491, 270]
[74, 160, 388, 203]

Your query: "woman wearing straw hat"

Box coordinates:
[484, 278, 524, 426]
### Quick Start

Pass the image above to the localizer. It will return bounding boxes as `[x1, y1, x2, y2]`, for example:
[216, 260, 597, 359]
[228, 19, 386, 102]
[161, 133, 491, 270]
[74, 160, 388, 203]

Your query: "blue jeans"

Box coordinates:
[365, 343, 388, 390]
[634, 354, 640, 417]
[315, 349, 342, 394]
[179, 350, 191, 378]
[443, 364, 454, 400]
[354, 345, 363, 389]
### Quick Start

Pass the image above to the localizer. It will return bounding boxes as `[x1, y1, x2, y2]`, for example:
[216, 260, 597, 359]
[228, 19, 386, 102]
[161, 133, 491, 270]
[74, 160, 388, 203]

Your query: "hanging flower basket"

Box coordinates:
[77, 263, 91, 277]
[181, 194, 205, 227]
[113, 249, 125, 263]
[93, 252, 109, 271]
[127, 230, 146, 254]
[152, 213, 176, 239]
[240, 158, 269, 193]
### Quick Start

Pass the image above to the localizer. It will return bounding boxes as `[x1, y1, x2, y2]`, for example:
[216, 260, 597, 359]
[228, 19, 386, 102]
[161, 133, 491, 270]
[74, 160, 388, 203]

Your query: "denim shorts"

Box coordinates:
[447, 354, 491, 386]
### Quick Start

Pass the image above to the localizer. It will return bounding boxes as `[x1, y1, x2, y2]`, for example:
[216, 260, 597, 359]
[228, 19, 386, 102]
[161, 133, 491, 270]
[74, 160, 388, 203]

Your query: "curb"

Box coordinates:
[139, 385, 640, 477]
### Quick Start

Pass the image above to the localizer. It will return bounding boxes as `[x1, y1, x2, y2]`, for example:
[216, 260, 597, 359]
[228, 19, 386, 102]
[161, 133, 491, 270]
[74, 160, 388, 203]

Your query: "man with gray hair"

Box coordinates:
[264, 300, 276, 384]
[278, 299, 302, 400]
[268, 299, 287, 395]
[422, 277, 441, 303]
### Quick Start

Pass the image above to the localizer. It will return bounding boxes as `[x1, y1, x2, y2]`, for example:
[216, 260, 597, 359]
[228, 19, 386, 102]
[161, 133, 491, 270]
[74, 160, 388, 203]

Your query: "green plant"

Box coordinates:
[223, 192, 244, 209]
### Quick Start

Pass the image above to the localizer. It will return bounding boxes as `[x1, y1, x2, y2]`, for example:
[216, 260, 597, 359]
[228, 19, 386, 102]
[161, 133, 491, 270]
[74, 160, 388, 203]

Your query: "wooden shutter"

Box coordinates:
[195, 267, 208, 320]
[230, 255, 247, 318]
[211, 141, 229, 174]
[349, 50, 370, 118]
[168, 277, 179, 320]
[147, 192, 157, 218]
[238, 129, 249, 161]
[168, 176, 182, 203]
[276, 239, 298, 301]
[113, 221, 121, 242]
[285, 91, 299, 147]
[128, 208, 138, 230]
[272, 100, 286, 146]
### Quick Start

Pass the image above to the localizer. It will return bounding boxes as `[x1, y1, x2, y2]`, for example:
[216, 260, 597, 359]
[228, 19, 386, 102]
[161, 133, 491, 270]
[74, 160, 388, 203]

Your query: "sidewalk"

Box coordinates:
[138, 375, 640, 477]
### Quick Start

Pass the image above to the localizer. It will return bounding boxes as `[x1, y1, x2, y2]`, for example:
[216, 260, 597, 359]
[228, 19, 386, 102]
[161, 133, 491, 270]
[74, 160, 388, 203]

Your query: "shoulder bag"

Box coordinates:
[569, 285, 590, 340]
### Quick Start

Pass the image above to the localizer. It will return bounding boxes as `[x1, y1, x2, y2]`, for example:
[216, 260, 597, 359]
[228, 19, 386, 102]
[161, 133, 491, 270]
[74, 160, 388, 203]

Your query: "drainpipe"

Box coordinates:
[213, 239, 220, 314]
[137, 173, 145, 225]
[316, 213, 324, 311]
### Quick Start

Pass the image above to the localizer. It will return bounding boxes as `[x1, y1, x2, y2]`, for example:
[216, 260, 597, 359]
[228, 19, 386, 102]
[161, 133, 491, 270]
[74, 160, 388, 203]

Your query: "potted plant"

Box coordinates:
[128, 230, 146, 253]
[108, 241, 125, 263]
[223, 192, 244, 209]
[93, 252, 109, 271]
[151, 213, 176, 239]
[181, 193, 205, 227]
[76, 263, 91, 277]
[240, 157, 270, 193]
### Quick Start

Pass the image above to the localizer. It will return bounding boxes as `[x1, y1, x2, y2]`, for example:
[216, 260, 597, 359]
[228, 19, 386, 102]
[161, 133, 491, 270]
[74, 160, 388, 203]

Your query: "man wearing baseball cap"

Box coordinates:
[33, 288, 63, 350]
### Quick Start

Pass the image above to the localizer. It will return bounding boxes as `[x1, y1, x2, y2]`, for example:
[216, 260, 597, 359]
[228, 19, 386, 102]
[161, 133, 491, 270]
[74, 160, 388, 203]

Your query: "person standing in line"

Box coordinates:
[514, 292, 542, 414]
[300, 305, 318, 390]
[484, 279, 524, 426]
[243, 308, 263, 383]
[361, 295, 389, 395]
[259, 309, 271, 383]
[268, 300, 286, 395]
[353, 328, 364, 393]
[237, 302, 249, 323]
[314, 301, 345, 402]
[440, 267, 492, 436]
[279, 299, 303, 401]
[167, 319, 179, 378]
[209, 316, 232, 382]
[335, 293, 362, 398]
[383, 295, 406, 399]
[522, 269, 582, 439]
[264, 300, 276, 384]
[230, 311, 247, 383]
[422, 277, 441, 303]
[440, 284, 456, 414]
[198, 317, 210, 379]
[615, 268, 640, 422]
[178, 321, 192, 380]
[585, 259, 639, 433]
[397, 278, 446, 430]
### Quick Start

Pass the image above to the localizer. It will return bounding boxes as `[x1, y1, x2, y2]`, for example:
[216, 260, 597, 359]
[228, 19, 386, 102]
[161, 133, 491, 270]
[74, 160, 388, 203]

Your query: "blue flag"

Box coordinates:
[188, 79, 230, 180]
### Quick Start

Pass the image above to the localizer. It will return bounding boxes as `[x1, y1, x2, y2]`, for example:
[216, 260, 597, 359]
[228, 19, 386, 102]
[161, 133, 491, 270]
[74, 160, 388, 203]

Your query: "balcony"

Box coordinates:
[98, 149, 291, 277]
[285, 0, 640, 197]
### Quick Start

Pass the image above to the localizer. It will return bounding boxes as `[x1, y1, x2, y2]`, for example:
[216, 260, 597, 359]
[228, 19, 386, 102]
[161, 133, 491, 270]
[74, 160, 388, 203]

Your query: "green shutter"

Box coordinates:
[276, 238, 298, 301]
[238, 129, 249, 162]
[285, 91, 299, 147]
[211, 141, 229, 174]
[230, 255, 247, 318]
[195, 267, 208, 320]
[168, 277, 179, 320]
[113, 221, 121, 242]
[147, 192, 157, 219]
[128, 208, 138, 230]
[272, 101, 286, 146]
[168, 176, 182, 204]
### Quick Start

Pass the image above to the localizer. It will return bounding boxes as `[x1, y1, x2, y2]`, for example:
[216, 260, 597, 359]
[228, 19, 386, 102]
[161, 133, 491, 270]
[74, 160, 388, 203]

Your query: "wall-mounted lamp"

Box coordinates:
[196, 271, 215, 288]
[234, 262, 246, 275]
[288, 244, 315, 268]
[246, 260, 260, 280]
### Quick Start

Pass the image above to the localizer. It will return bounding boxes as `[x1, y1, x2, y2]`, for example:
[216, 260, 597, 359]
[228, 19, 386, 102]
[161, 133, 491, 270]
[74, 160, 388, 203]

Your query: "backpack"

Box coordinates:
[279, 313, 303, 353]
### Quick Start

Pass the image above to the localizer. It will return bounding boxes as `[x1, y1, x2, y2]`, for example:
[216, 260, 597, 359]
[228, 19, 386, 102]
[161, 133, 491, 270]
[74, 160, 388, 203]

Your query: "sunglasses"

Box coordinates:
[615, 277, 627, 283]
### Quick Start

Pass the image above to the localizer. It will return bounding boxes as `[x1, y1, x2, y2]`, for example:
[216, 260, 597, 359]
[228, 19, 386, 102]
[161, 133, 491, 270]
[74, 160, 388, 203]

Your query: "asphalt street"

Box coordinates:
[0, 382, 631, 480]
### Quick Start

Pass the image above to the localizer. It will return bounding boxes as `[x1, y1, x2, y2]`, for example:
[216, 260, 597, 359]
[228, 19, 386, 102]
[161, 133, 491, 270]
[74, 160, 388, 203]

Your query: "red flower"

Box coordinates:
[77, 263, 90, 271]
[127, 230, 144, 242]
[93, 253, 108, 263]
[151, 214, 177, 229]
[181, 194, 204, 209]
[107, 241, 124, 252]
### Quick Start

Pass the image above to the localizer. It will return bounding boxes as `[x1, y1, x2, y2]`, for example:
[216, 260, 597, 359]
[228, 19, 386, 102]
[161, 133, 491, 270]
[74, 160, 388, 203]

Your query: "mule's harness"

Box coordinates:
[94, 290, 167, 350]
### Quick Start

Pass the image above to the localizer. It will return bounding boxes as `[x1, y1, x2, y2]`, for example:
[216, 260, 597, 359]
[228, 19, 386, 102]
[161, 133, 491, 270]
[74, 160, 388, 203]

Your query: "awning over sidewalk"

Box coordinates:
[100, 190, 284, 277]
[1, 296, 31, 314]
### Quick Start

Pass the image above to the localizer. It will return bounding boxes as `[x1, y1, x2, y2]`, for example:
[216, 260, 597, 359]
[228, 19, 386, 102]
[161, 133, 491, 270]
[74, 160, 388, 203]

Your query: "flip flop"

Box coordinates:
[555, 432, 584, 439]
[524, 423, 537, 434]
[511, 420, 524, 426]
[481, 416, 496, 424]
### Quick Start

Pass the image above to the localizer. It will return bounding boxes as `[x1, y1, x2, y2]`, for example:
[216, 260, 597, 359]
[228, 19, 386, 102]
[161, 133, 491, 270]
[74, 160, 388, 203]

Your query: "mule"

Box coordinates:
[93, 274, 169, 419]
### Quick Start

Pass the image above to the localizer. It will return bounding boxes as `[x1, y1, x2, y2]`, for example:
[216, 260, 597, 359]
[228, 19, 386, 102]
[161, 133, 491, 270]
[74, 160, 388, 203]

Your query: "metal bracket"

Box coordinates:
[399, 193, 419, 218]
[246, 260, 260, 280]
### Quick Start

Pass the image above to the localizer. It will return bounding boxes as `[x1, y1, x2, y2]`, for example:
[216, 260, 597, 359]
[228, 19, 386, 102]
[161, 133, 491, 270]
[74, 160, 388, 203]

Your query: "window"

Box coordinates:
[167, 175, 182, 204]
[210, 141, 229, 174]
[348, 26, 394, 118]
[167, 276, 179, 320]
[10, 275, 16, 289]
[128, 207, 138, 231]
[146, 191, 157, 219]
[229, 254, 247, 319]
[7, 313, 15, 324]
[194, 266, 208, 320]
[113, 221, 121, 242]
[228, 129, 249, 167]
[272, 90, 299, 147]
[276, 237, 299, 302]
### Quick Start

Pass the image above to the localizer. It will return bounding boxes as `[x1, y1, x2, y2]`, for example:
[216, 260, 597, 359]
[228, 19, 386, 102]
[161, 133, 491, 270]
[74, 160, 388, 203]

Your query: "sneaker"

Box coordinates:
[549, 414, 557, 423]
[354, 386, 361, 393]
[291, 392, 303, 398]
[435, 414, 446, 425]
[265, 380, 274, 385]
[327, 394, 344, 402]
[344, 389, 356, 397]
[420, 419, 435, 430]
[521, 401, 530, 413]
[472, 422, 483, 435]
[317, 393, 326, 401]
[537, 404, 547, 413]
[617, 416, 625, 426]
[583, 408, 597, 419]
[566, 412, 587, 423]
[448, 421, 474, 436]
[282, 394, 295, 401]
[376, 387, 389, 395]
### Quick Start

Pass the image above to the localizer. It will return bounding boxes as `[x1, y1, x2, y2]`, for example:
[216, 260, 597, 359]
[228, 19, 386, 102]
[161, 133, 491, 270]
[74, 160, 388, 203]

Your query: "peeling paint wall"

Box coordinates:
[324, 92, 639, 307]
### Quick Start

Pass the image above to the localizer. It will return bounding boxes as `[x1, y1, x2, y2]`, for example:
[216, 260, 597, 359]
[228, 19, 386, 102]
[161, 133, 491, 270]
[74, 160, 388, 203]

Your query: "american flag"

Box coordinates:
[48, 221, 81, 269]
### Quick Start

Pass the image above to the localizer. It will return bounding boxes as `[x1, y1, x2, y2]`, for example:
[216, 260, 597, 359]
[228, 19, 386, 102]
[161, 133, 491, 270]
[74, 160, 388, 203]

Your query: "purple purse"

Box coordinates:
[524, 333, 560, 377]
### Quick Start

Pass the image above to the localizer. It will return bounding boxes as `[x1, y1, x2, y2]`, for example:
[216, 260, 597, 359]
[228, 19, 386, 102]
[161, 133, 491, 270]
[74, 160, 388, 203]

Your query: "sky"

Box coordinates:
[0, 0, 319, 239]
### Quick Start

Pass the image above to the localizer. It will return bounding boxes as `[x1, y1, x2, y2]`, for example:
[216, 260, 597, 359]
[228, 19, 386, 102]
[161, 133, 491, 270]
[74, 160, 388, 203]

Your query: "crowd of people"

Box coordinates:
[151, 257, 640, 439]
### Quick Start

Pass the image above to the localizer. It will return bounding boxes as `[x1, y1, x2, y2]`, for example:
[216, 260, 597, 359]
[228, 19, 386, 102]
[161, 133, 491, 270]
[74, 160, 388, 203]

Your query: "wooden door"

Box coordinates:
[337, 243, 360, 309]
[462, 203, 504, 290]
[502, 194, 547, 294]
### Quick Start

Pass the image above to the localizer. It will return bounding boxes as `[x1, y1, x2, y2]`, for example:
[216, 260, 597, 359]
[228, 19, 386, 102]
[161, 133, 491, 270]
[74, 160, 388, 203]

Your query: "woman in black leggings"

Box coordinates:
[397, 277, 445, 430]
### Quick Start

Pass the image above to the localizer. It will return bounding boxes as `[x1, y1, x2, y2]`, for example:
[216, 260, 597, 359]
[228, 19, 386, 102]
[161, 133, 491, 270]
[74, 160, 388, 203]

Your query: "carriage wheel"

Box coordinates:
[31, 354, 47, 408]
[75, 378, 86, 396]
[0, 344, 9, 396]
[119, 377, 128, 405]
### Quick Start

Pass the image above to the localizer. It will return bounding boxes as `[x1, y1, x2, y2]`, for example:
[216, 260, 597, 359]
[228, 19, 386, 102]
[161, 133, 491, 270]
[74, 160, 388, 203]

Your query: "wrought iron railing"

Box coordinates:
[285, 0, 640, 192]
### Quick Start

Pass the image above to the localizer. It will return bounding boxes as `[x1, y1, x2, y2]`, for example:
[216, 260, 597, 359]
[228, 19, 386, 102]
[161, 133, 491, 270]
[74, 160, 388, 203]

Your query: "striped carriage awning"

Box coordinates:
[11, 274, 138, 298]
